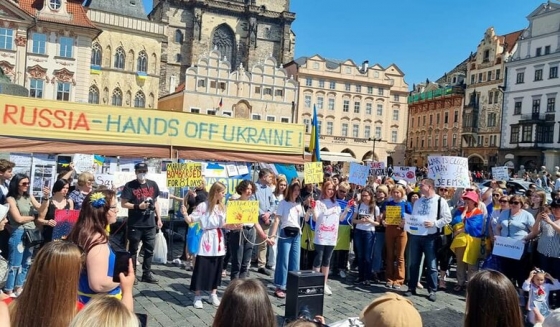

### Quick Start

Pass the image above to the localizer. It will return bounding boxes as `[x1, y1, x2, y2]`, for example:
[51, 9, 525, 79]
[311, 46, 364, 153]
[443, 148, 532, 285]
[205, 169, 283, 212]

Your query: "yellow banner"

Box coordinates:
[0, 95, 305, 155]
[166, 163, 203, 187]
[304, 162, 323, 184]
[385, 206, 402, 225]
[226, 200, 259, 224]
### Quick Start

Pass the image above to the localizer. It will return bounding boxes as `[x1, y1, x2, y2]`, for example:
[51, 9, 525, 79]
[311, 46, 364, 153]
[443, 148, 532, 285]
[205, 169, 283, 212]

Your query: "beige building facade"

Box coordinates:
[85, 0, 166, 108]
[148, 0, 296, 96]
[157, 49, 298, 123]
[284, 55, 409, 166]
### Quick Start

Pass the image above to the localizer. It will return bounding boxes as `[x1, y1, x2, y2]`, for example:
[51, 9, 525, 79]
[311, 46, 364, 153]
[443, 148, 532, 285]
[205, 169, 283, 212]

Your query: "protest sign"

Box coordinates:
[348, 163, 369, 186]
[226, 200, 259, 224]
[94, 174, 115, 189]
[73, 154, 95, 173]
[492, 236, 524, 260]
[385, 206, 402, 225]
[393, 166, 417, 184]
[52, 209, 80, 240]
[427, 156, 470, 188]
[304, 162, 323, 184]
[404, 214, 430, 235]
[369, 162, 386, 176]
[492, 166, 510, 181]
[166, 163, 203, 187]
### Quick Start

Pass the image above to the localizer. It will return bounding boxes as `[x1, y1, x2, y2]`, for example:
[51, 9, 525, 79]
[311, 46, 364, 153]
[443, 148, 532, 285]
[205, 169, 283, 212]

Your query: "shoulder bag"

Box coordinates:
[15, 198, 44, 247]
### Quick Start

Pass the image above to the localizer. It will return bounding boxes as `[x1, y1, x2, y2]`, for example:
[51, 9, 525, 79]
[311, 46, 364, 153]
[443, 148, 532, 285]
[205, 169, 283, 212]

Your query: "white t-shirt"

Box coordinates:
[276, 200, 303, 231]
[190, 202, 226, 257]
[313, 199, 342, 246]
[355, 203, 380, 232]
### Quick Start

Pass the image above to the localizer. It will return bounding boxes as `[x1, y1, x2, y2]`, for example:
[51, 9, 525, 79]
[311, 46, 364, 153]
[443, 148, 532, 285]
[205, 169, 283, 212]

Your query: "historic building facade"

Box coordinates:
[462, 27, 522, 171]
[85, 0, 166, 108]
[501, 2, 560, 172]
[148, 0, 296, 96]
[157, 49, 298, 123]
[0, 0, 99, 102]
[406, 60, 467, 168]
[285, 55, 409, 165]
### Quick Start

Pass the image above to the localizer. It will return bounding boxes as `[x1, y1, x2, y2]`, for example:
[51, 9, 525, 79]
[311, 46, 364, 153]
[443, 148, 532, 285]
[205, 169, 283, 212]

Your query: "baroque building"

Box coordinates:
[148, 0, 296, 96]
[406, 59, 467, 168]
[501, 2, 560, 172]
[157, 49, 298, 123]
[84, 0, 166, 108]
[461, 27, 522, 171]
[0, 0, 99, 102]
[284, 55, 409, 165]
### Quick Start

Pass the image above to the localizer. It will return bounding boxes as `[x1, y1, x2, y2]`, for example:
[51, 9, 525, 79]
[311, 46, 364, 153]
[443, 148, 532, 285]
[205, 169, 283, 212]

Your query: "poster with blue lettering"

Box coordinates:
[337, 199, 354, 225]
[427, 156, 470, 188]
[348, 163, 369, 186]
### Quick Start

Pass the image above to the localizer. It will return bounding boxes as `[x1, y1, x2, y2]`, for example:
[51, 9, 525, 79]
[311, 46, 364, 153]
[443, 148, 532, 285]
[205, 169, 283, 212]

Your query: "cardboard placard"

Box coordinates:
[304, 162, 323, 184]
[427, 156, 470, 188]
[226, 200, 259, 224]
[166, 163, 203, 187]
[385, 206, 402, 225]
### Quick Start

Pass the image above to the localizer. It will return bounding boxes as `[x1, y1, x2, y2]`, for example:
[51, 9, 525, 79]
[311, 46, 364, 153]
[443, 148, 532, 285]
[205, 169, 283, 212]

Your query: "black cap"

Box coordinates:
[134, 163, 148, 170]
[551, 198, 560, 209]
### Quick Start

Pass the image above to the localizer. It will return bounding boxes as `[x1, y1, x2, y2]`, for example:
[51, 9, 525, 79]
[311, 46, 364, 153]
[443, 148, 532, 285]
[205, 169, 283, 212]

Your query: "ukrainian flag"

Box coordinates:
[90, 65, 101, 75]
[136, 71, 147, 80]
[309, 105, 321, 162]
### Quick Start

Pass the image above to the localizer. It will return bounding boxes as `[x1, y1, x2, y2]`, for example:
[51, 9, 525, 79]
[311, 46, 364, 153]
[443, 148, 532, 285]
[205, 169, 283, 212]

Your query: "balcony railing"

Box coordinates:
[519, 113, 556, 121]
[462, 126, 478, 133]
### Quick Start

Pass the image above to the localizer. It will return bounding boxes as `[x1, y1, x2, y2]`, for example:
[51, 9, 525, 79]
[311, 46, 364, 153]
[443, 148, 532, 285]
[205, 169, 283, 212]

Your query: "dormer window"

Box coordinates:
[49, 0, 61, 10]
[483, 50, 490, 63]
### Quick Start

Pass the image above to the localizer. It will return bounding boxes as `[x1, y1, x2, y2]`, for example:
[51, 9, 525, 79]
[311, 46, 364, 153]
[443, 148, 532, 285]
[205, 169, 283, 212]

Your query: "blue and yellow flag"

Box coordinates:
[309, 105, 321, 162]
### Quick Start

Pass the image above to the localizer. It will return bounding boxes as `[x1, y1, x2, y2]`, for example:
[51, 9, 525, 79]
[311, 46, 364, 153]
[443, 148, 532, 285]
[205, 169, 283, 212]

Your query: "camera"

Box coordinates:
[144, 198, 155, 211]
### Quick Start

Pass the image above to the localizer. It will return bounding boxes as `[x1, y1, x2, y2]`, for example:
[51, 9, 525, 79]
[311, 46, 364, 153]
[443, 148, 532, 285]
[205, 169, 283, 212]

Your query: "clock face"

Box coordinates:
[49, 0, 61, 10]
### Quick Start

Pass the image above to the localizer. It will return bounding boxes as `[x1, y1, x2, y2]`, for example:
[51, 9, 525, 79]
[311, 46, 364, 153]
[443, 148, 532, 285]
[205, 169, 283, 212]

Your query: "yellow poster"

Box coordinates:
[0, 95, 305, 155]
[304, 162, 323, 184]
[166, 163, 203, 187]
[226, 200, 259, 224]
[385, 206, 402, 225]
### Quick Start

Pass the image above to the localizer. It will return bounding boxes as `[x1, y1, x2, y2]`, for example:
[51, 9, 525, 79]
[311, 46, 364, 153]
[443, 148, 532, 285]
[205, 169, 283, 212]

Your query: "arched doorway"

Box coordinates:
[362, 150, 377, 161]
[212, 24, 236, 69]
[387, 156, 394, 166]
[468, 154, 484, 171]
[341, 148, 356, 158]
[321, 147, 330, 152]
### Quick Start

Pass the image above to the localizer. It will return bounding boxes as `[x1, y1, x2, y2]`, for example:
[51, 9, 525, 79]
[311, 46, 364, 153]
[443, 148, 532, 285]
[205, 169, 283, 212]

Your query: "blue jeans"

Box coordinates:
[372, 232, 385, 273]
[407, 234, 438, 292]
[5, 228, 34, 292]
[274, 229, 301, 290]
[354, 229, 375, 281]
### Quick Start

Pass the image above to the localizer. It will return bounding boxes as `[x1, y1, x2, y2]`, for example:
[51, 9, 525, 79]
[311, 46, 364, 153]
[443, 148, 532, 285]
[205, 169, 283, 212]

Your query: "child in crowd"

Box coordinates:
[523, 269, 560, 324]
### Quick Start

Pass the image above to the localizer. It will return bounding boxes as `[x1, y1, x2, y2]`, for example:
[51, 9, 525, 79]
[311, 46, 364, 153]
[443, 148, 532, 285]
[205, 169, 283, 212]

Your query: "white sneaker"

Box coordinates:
[209, 294, 221, 307]
[172, 258, 182, 265]
[193, 296, 203, 309]
[339, 270, 347, 278]
[324, 284, 332, 296]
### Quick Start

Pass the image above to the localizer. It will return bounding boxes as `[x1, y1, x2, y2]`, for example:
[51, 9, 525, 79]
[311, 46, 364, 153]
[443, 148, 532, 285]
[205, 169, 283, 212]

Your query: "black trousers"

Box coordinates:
[228, 227, 256, 279]
[128, 227, 156, 276]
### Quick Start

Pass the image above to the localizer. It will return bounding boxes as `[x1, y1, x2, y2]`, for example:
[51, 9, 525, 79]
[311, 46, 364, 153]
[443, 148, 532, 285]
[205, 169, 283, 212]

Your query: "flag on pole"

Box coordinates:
[219, 98, 223, 108]
[309, 105, 321, 162]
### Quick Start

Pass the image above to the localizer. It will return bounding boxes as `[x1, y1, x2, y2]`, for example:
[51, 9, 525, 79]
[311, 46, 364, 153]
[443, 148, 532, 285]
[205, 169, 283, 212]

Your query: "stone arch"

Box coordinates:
[362, 150, 378, 161]
[212, 24, 236, 70]
[320, 147, 330, 152]
[341, 148, 356, 158]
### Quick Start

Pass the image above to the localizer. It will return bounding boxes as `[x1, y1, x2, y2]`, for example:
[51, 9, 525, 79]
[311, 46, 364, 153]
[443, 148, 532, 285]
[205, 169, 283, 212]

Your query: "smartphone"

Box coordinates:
[112, 251, 131, 283]
[136, 313, 148, 327]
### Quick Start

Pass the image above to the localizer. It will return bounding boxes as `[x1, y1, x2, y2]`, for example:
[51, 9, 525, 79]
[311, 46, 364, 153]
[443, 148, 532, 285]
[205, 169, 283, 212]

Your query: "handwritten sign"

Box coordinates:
[226, 200, 259, 224]
[348, 163, 369, 186]
[492, 166, 510, 181]
[304, 162, 323, 184]
[385, 206, 402, 225]
[166, 163, 203, 187]
[94, 174, 115, 188]
[52, 209, 80, 240]
[73, 154, 95, 174]
[369, 161, 386, 176]
[492, 236, 524, 260]
[427, 156, 470, 188]
[393, 166, 417, 183]
[404, 213, 430, 236]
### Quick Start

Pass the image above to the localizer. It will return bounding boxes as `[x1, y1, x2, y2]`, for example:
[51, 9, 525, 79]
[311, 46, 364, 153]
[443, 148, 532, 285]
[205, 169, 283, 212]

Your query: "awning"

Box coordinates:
[319, 152, 360, 163]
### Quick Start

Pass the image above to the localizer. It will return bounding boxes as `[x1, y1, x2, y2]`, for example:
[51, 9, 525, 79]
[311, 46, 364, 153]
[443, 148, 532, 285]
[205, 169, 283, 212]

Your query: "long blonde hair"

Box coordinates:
[207, 182, 226, 214]
[69, 296, 138, 327]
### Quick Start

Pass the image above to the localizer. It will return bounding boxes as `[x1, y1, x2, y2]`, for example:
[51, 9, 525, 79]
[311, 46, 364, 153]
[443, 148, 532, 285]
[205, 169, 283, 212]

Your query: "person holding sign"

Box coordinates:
[37, 179, 74, 244]
[381, 185, 412, 289]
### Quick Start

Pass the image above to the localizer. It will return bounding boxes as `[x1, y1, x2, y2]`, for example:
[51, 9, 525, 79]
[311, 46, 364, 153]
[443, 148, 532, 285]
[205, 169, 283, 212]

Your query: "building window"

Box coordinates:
[328, 98, 335, 110]
[317, 96, 324, 109]
[49, 0, 61, 10]
[452, 134, 457, 147]
[494, 91, 499, 104]
[341, 123, 348, 137]
[516, 72, 524, 84]
[266, 116, 275, 122]
[393, 95, 399, 102]
[254, 86, 260, 94]
[32, 33, 47, 54]
[355, 85, 361, 93]
[496, 69, 501, 80]
[477, 135, 483, 146]
[352, 124, 359, 138]
[547, 98, 556, 112]
[190, 108, 200, 114]
[545, 45, 551, 55]
[533, 99, 541, 114]
[521, 125, 533, 142]
[59, 37, 73, 58]
[326, 122, 333, 135]
[354, 102, 360, 113]
[444, 112, 449, 124]
[392, 110, 399, 120]
[207, 110, 216, 116]
[365, 103, 372, 115]
[56, 82, 71, 101]
[174, 29, 183, 43]
[137, 51, 148, 72]
[550, 67, 558, 79]
[423, 116, 426, 125]
[443, 135, 448, 147]
[470, 75, 475, 84]
[411, 117, 415, 127]
[111, 88, 122, 106]
[514, 101, 522, 115]
[91, 43, 102, 66]
[376, 104, 383, 116]
[488, 91, 493, 104]
[367, 86, 373, 94]
[478, 73, 483, 82]
[535, 69, 543, 81]
[134, 91, 145, 108]
[364, 126, 371, 139]
[304, 95, 311, 108]
[29, 79, 44, 98]
[536, 125, 554, 143]
[483, 49, 490, 62]
[436, 113, 440, 124]
[375, 126, 381, 139]
[343, 100, 349, 112]
[313, 62, 319, 69]
[318, 80, 325, 88]
[88, 85, 99, 104]
[252, 114, 261, 120]
[429, 114, 433, 125]
[329, 81, 336, 90]
[487, 113, 497, 127]
[487, 71, 492, 81]
[197, 79, 206, 88]
[114, 47, 125, 69]
[536, 47, 542, 57]
[435, 137, 439, 148]
[303, 118, 310, 133]
[454, 110, 459, 123]
[0, 28, 14, 50]
[378, 88, 384, 96]
[391, 130, 397, 143]
[275, 89, 283, 96]
[264, 88, 272, 95]
[510, 126, 519, 143]
[281, 117, 290, 123]
[305, 78, 312, 87]
[345, 83, 351, 91]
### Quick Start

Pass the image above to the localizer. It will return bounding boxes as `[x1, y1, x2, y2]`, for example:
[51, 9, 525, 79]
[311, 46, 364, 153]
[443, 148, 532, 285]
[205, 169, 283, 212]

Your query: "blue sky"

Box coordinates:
[142, 0, 544, 88]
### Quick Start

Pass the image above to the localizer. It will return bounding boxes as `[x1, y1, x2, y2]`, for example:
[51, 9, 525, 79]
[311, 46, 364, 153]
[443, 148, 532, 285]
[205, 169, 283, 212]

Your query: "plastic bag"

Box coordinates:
[153, 231, 168, 264]
[187, 222, 203, 255]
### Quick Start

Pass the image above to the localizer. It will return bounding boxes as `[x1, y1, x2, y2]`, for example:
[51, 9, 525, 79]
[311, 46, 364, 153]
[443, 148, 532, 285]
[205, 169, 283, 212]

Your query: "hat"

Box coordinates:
[396, 180, 408, 187]
[481, 187, 489, 194]
[462, 190, 479, 204]
[497, 180, 507, 188]
[134, 163, 148, 170]
[543, 308, 560, 327]
[360, 292, 422, 327]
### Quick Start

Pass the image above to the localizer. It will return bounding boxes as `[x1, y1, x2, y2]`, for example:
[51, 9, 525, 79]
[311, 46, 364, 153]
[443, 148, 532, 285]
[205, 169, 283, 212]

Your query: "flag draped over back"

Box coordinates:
[309, 105, 321, 162]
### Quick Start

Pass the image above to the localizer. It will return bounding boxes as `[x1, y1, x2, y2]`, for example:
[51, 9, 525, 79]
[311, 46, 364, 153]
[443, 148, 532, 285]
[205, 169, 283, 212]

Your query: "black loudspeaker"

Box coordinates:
[285, 270, 324, 320]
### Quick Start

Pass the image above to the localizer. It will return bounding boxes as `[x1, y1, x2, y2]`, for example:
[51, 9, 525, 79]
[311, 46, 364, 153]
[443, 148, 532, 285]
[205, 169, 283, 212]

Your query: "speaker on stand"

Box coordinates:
[285, 270, 325, 322]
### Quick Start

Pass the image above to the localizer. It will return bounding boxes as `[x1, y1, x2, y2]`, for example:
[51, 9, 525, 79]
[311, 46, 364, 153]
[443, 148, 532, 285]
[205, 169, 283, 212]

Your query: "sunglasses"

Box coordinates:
[465, 188, 474, 192]
[493, 194, 500, 197]
[509, 201, 521, 205]
[499, 199, 508, 203]
[439, 188, 448, 192]
[20, 182, 29, 186]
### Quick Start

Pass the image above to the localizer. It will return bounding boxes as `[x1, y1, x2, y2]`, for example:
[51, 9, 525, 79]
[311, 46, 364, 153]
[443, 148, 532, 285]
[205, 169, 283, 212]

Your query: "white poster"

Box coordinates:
[492, 236, 524, 260]
[237, 163, 249, 175]
[226, 164, 239, 177]
[147, 173, 170, 218]
[492, 166, 510, 181]
[404, 213, 430, 236]
[427, 156, 470, 188]
[10, 153, 32, 176]
[73, 154, 95, 174]
[369, 161, 386, 176]
[113, 172, 136, 217]
[393, 166, 417, 184]
[30, 163, 55, 201]
[94, 174, 115, 189]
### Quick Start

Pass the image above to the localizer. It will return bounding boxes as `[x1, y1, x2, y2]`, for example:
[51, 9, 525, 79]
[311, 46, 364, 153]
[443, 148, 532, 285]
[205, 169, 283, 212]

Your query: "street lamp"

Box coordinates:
[368, 137, 382, 162]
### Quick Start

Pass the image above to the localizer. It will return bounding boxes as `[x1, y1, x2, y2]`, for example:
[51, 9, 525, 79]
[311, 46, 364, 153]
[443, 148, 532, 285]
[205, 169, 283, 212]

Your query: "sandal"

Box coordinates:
[275, 288, 286, 298]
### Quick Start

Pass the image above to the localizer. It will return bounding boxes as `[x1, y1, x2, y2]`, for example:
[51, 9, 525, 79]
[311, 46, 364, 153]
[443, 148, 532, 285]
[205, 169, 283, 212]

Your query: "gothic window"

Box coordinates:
[212, 24, 236, 69]
[112, 88, 123, 106]
[137, 51, 148, 72]
[89, 85, 99, 104]
[91, 43, 102, 66]
[174, 29, 183, 43]
[134, 91, 145, 108]
[114, 47, 125, 69]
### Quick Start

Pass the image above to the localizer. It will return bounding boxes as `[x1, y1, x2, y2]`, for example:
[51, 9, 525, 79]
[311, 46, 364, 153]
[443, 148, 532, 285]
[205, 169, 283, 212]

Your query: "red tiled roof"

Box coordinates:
[499, 30, 524, 53]
[175, 83, 185, 92]
[18, 0, 98, 29]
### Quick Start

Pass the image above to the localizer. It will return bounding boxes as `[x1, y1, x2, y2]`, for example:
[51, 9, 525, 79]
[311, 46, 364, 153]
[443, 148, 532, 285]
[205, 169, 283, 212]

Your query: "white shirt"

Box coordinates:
[313, 199, 342, 246]
[355, 203, 380, 232]
[190, 202, 226, 256]
[410, 194, 452, 235]
[276, 200, 303, 231]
